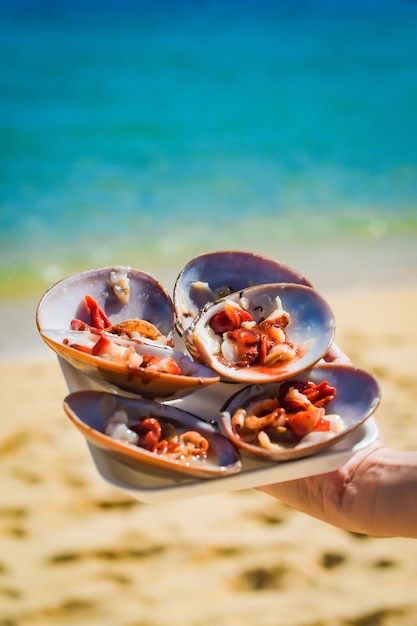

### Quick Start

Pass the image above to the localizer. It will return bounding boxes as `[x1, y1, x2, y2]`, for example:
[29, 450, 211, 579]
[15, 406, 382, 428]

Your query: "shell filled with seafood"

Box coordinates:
[173, 250, 312, 336]
[221, 363, 381, 461]
[63, 390, 242, 478]
[184, 282, 336, 384]
[37, 265, 175, 344]
[36, 266, 220, 399]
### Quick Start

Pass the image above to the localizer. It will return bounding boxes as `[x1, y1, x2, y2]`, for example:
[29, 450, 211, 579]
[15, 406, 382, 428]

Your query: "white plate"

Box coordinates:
[87, 420, 377, 503]
[59, 357, 378, 503]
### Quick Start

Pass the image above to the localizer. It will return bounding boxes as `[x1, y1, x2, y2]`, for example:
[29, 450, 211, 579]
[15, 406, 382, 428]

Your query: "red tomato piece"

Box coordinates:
[209, 303, 253, 333]
[85, 294, 111, 329]
[312, 417, 332, 432]
[286, 407, 324, 436]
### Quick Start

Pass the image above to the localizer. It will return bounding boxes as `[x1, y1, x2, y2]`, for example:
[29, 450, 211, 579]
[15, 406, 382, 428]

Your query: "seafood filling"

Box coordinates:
[64, 294, 180, 372]
[208, 297, 299, 369]
[229, 379, 344, 450]
[104, 409, 210, 463]
[70, 294, 172, 345]
[108, 267, 130, 304]
[64, 332, 181, 374]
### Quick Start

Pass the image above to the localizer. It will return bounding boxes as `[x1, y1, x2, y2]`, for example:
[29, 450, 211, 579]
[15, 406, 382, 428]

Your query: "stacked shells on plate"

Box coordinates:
[36, 250, 381, 479]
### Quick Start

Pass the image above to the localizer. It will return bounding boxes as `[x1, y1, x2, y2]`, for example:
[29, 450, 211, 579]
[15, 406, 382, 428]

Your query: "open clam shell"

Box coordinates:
[37, 266, 220, 399]
[173, 250, 312, 336]
[63, 391, 242, 478]
[36, 265, 175, 344]
[221, 364, 381, 462]
[185, 282, 336, 383]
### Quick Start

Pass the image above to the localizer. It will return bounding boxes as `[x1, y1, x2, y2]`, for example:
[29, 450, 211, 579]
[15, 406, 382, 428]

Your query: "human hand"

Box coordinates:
[256, 343, 397, 537]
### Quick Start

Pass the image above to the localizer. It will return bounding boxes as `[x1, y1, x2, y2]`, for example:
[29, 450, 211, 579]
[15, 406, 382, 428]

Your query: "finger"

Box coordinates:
[324, 342, 352, 365]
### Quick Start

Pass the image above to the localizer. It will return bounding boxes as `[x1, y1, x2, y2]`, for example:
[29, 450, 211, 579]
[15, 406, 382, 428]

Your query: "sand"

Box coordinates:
[2, 283, 417, 626]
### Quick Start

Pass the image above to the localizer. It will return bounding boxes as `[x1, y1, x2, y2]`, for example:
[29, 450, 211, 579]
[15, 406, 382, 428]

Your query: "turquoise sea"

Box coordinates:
[1, 0, 417, 300]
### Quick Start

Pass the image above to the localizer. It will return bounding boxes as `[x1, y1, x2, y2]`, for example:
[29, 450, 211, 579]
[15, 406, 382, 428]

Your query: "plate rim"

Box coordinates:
[86, 418, 378, 503]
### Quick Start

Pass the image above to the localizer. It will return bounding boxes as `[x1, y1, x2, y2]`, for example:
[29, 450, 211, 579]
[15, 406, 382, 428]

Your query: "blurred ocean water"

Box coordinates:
[1, 0, 417, 297]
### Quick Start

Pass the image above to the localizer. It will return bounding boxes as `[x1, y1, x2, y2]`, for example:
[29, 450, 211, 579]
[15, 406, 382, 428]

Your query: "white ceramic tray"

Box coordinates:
[59, 357, 378, 504]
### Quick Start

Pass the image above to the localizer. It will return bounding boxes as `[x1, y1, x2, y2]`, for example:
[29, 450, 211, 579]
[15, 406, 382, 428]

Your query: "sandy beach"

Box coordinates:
[2, 267, 417, 625]
[2, 0, 417, 621]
